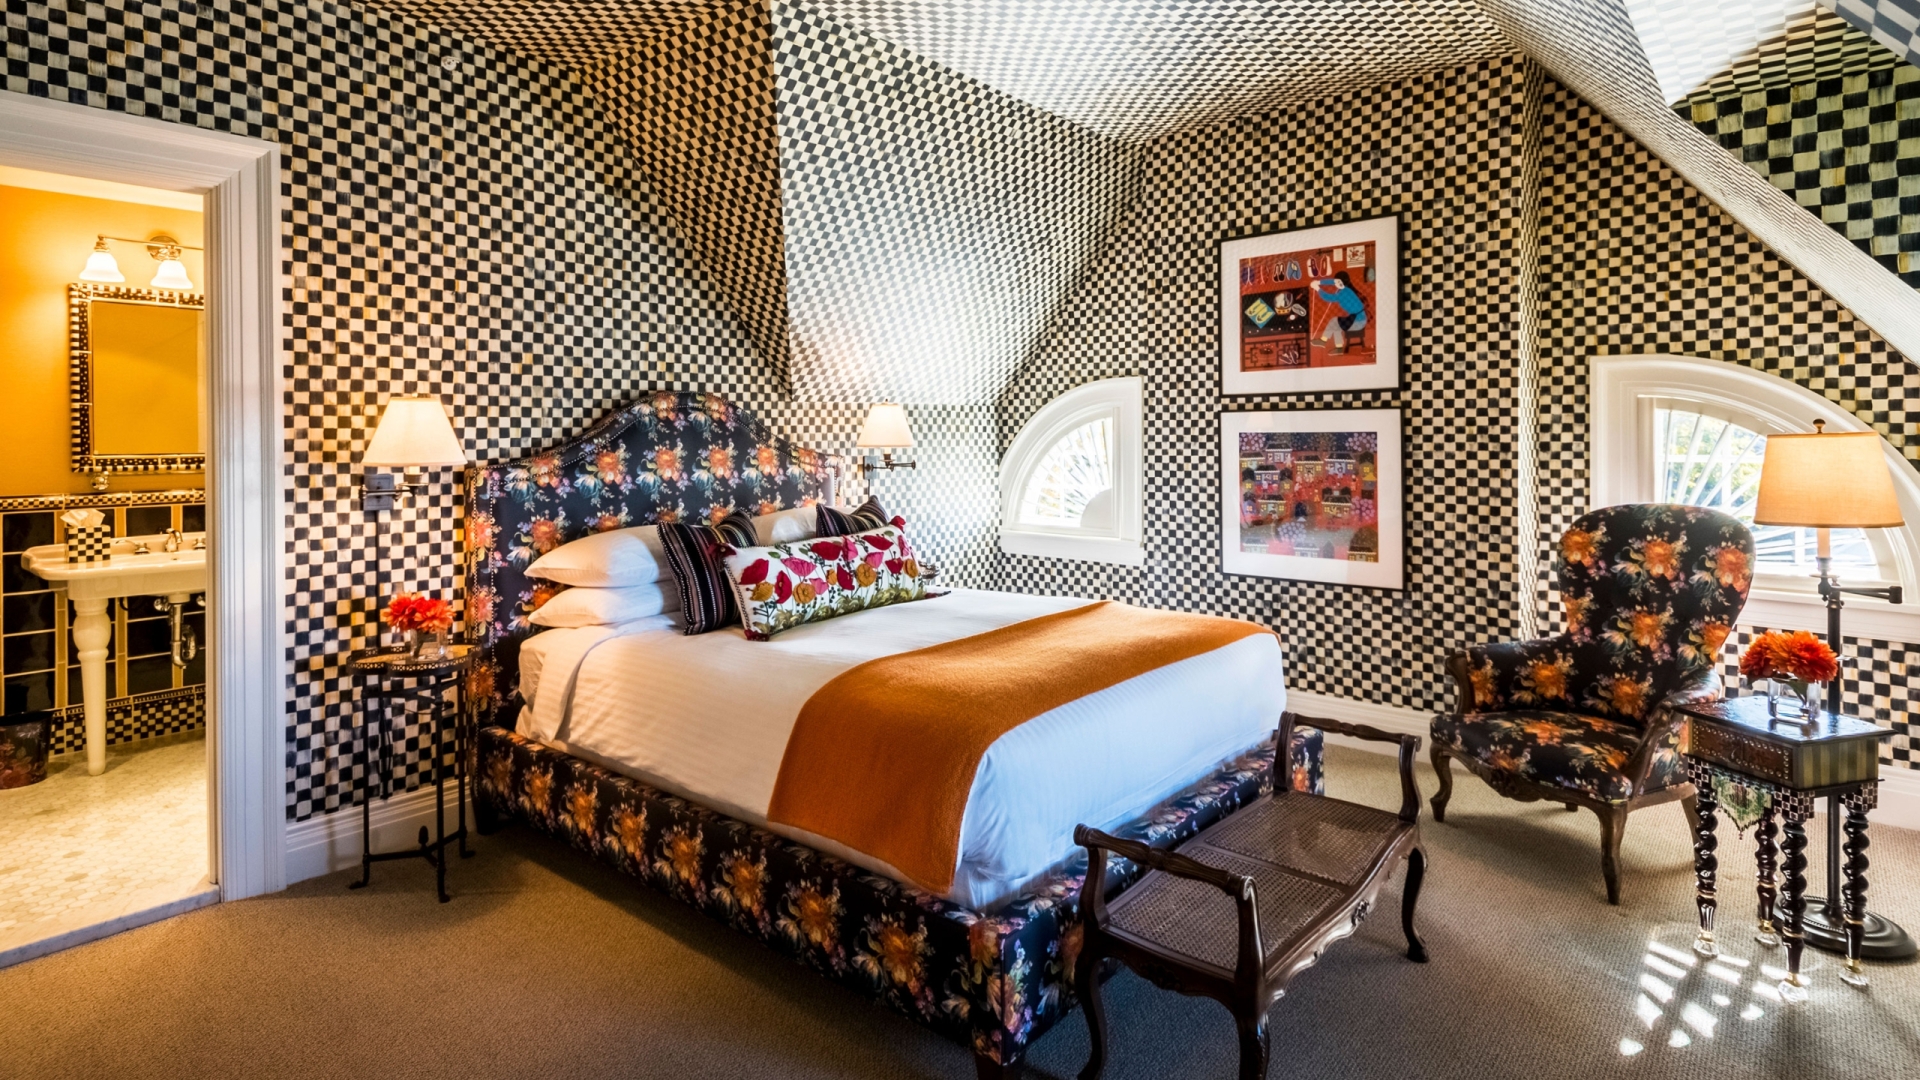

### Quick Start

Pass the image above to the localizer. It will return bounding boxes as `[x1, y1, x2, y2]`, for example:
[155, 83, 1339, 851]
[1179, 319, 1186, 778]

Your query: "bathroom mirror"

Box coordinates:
[68, 283, 205, 474]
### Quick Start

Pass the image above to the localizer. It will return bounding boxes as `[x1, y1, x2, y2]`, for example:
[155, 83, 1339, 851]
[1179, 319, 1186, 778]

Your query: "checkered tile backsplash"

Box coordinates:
[1537, 79, 1920, 767]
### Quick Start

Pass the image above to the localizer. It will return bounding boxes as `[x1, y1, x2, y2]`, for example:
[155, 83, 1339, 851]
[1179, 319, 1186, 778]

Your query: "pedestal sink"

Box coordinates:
[22, 535, 207, 776]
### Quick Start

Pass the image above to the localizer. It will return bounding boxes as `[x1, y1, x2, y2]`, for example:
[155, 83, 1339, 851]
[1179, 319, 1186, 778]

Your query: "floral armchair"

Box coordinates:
[1430, 504, 1754, 904]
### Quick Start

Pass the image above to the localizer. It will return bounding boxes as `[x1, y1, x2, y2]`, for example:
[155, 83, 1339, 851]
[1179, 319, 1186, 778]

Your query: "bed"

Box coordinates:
[467, 392, 1323, 1078]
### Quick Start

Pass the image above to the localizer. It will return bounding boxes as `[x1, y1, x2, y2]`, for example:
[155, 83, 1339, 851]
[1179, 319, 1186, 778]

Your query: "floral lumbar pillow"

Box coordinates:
[722, 524, 929, 639]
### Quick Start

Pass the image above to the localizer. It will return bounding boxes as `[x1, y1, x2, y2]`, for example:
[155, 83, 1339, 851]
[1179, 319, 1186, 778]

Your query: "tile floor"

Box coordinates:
[0, 731, 210, 962]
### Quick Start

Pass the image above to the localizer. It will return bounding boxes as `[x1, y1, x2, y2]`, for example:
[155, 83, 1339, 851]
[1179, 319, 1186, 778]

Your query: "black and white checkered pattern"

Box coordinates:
[998, 58, 1536, 714]
[63, 525, 112, 563]
[1825, 0, 1920, 69]
[1534, 78, 1920, 766]
[1679, 6, 1920, 287]
[47, 687, 206, 756]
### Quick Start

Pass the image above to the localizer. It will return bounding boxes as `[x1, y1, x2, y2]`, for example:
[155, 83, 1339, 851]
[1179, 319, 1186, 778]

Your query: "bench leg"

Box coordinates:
[1074, 947, 1108, 1080]
[1402, 846, 1429, 963]
[1429, 744, 1454, 823]
[975, 1049, 1023, 1080]
[1236, 1014, 1270, 1080]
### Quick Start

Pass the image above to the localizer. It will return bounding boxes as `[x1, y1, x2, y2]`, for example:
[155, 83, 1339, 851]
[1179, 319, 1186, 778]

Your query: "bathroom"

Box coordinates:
[0, 165, 213, 965]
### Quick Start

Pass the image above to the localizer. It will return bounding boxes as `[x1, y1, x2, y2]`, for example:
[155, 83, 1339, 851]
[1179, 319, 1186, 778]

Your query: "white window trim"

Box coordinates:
[1591, 353, 1920, 642]
[999, 376, 1144, 566]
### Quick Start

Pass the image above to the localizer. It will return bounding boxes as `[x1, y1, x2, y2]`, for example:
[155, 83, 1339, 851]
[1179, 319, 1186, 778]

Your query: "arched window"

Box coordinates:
[1592, 354, 1920, 639]
[999, 377, 1144, 565]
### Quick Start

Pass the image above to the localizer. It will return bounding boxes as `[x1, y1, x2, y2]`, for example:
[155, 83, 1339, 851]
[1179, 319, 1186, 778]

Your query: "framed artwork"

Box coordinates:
[1220, 408, 1404, 589]
[1218, 215, 1400, 395]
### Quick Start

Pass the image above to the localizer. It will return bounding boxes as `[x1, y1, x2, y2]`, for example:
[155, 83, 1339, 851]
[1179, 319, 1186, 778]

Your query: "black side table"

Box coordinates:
[347, 644, 474, 902]
[1676, 695, 1893, 1001]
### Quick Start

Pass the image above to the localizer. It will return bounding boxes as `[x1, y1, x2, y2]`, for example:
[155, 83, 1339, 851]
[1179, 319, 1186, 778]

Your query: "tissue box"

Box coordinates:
[66, 524, 112, 563]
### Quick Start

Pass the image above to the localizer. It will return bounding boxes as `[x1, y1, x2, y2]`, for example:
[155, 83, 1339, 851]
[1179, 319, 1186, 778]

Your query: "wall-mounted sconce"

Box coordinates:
[360, 395, 468, 512]
[856, 402, 916, 473]
[77, 233, 202, 291]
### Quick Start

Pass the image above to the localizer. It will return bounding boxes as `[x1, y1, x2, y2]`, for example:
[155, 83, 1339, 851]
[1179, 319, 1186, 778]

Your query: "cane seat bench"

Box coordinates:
[1073, 713, 1428, 1080]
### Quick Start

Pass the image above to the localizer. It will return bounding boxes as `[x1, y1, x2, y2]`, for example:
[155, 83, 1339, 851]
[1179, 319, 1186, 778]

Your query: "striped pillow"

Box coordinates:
[658, 508, 758, 635]
[815, 494, 890, 537]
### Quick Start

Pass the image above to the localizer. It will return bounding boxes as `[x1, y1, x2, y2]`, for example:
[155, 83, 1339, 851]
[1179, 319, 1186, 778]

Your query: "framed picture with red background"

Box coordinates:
[1218, 214, 1400, 395]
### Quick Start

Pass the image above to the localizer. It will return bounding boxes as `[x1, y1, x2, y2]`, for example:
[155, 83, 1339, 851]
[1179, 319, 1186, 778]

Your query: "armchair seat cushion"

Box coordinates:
[1431, 709, 1684, 804]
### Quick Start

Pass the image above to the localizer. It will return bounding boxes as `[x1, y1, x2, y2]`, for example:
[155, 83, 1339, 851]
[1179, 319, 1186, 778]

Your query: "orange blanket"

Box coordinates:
[766, 601, 1273, 894]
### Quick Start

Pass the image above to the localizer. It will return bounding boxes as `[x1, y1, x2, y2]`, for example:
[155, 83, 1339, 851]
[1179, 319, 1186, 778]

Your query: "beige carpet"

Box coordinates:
[2, 745, 1917, 1080]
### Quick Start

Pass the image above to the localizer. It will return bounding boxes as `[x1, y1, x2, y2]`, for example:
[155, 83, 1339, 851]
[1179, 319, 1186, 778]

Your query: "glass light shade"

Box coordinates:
[78, 244, 125, 283]
[1754, 429, 1903, 529]
[856, 403, 914, 449]
[149, 258, 194, 291]
[362, 395, 468, 467]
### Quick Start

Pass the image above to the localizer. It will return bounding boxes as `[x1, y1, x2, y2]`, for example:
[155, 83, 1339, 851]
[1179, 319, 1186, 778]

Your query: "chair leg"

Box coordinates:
[976, 1050, 1023, 1080]
[1236, 1014, 1271, 1080]
[1075, 946, 1108, 1080]
[1564, 803, 1579, 811]
[1598, 805, 1629, 906]
[1402, 847, 1429, 963]
[1429, 744, 1454, 823]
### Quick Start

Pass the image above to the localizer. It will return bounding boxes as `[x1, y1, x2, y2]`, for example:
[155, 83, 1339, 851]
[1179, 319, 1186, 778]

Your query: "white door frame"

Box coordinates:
[0, 92, 285, 900]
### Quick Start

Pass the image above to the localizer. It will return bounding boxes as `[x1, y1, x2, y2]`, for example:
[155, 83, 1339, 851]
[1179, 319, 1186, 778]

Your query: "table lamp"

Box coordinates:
[1752, 417, 1913, 961]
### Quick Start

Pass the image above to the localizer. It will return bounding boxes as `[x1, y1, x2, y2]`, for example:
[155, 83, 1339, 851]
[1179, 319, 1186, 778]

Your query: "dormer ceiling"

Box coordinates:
[368, 0, 1920, 402]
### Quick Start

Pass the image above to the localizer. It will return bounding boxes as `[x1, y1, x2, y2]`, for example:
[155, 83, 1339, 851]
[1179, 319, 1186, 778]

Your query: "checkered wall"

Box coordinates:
[1679, 7, 1920, 286]
[5, 0, 992, 819]
[1535, 77, 1920, 768]
[1823, 0, 1920, 68]
[998, 58, 1537, 715]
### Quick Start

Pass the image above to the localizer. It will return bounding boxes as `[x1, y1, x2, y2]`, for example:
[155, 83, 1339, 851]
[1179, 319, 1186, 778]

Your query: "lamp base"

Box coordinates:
[1779, 897, 1918, 960]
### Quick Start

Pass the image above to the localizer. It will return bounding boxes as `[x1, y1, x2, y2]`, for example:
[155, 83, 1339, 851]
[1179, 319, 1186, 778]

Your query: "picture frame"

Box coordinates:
[1218, 215, 1401, 395]
[1220, 407, 1405, 589]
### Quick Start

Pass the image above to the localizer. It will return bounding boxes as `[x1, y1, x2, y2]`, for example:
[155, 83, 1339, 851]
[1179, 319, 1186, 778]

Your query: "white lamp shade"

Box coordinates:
[1754, 429, 1903, 529]
[149, 258, 194, 291]
[363, 396, 468, 467]
[79, 247, 124, 283]
[856, 403, 914, 449]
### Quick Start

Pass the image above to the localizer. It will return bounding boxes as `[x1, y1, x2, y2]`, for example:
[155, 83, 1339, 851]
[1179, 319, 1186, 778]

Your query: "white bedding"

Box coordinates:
[517, 588, 1286, 908]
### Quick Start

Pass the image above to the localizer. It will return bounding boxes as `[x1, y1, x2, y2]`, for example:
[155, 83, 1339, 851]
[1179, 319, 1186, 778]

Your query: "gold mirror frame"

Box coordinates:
[68, 283, 206, 475]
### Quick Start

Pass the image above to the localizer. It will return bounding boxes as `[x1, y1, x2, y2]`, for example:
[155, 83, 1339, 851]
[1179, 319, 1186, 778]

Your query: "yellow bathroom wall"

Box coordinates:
[0, 182, 205, 495]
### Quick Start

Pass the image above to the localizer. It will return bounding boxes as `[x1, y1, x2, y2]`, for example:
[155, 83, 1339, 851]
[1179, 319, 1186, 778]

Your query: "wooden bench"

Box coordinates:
[1073, 712, 1428, 1080]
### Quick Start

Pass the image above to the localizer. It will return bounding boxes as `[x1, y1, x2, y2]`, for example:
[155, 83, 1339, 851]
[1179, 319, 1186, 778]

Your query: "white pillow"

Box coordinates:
[526, 525, 666, 587]
[754, 506, 818, 545]
[529, 580, 682, 628]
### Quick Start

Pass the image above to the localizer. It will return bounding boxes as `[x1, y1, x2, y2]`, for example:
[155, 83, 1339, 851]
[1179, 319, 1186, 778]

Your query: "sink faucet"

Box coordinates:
[163, 528, 184, 553]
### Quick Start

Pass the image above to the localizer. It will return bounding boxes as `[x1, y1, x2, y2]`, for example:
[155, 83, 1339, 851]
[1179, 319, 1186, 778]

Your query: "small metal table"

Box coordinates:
[347, 644, 473, 902]
[1676, 696, 1892, 1001]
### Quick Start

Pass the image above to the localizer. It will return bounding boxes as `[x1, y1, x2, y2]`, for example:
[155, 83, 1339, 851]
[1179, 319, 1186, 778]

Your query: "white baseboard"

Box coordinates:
[1285, 689, 1920, 832]
[284, 785, 470, 885]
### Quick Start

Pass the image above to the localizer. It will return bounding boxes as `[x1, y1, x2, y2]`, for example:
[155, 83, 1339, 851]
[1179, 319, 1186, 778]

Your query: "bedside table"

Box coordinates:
[346, 644, 474, 902]
[1675, 695, 1894, 1000]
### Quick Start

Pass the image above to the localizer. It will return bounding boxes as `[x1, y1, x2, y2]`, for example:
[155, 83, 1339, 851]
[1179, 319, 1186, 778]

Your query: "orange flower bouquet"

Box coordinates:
[1740, 629, 1838, 719]
[384, 592, 454, 657]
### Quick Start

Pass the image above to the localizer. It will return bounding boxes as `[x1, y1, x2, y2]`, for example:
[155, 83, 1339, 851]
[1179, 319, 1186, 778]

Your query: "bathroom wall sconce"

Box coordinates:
[359, 395, 468, 512]
[856, 402, 916, 473]
[77, 233, 202, 291]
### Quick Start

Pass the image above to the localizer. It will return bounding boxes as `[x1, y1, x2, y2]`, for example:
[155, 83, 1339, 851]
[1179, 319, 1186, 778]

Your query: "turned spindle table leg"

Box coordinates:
[1755, 804, 1780, 947]
[1691, 768, 1721, 958]
[1778, 796, 1814, 1003]
[1840, 787, 1876, 988]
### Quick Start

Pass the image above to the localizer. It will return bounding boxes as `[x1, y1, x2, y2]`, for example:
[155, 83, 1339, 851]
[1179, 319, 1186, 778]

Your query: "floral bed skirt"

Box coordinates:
[477, 723, 1325, 1070]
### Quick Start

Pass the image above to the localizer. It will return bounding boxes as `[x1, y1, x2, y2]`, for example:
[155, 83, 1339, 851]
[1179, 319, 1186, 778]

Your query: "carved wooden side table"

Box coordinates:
[1675, 696, 1892, 1002]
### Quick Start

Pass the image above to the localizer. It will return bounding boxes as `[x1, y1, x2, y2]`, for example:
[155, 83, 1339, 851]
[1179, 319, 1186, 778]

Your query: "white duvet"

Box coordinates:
[517, 587, 1286, 909]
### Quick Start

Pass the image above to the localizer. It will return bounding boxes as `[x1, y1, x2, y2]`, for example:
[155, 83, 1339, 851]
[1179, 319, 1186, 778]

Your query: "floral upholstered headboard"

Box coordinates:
[464, 392, 838, 728]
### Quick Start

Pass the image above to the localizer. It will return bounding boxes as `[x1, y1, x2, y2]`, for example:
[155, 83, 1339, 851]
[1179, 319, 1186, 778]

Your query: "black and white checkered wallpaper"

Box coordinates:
[5, 0, 995, 818]
[998, 58, 1537, 715]
[1536, 78, 1920, 767]
[1679, 6, 1920, 288]
[1823, 0, 1920, 70]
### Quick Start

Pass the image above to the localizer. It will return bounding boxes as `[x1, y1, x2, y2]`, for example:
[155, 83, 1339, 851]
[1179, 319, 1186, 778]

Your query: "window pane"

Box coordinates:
[1017, 417, 1113, 528]
[1653, 407, 1879, 577]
